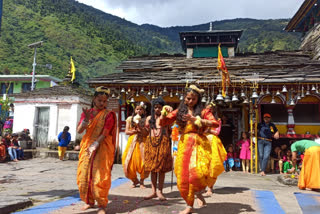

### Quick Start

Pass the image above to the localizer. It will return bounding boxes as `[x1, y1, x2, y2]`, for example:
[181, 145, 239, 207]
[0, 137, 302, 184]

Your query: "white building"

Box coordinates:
[12, 85, 91, 147]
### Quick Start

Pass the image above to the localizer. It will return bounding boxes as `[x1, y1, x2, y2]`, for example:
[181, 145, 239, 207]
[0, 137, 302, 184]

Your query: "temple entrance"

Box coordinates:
[218, 107, 242, 149]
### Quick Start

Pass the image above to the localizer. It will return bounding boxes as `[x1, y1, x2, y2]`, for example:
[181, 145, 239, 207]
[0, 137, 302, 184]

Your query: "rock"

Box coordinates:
[277, 174, 298, 186]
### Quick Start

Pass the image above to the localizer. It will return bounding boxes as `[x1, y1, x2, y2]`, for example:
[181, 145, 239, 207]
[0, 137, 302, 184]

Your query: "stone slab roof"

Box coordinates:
[88, 51, 320, 86]
[13, 85, 92, 99]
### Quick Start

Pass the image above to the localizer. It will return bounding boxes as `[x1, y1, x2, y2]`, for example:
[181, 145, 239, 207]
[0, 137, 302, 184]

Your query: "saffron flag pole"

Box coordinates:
[217, 44, 231, 97]
[70, 56, 76, 83]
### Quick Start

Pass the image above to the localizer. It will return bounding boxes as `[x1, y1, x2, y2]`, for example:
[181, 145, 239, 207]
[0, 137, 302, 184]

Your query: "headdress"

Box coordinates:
[138, 101, 147, 110]
[189, 84, 205, 94]
[95, 86, 110, 95]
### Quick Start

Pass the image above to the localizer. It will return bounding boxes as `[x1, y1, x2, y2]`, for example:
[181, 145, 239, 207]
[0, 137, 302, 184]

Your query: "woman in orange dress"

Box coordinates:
[122, 103, 148, 188]
[160, 85, 220, 214]
[203, 102, 226, 196]
[0, 136, 6, 162]
[77, 86, 117, 214]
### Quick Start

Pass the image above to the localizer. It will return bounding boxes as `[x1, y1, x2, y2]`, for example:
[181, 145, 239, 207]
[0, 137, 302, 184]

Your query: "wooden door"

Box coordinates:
[34, 107, 50, 147]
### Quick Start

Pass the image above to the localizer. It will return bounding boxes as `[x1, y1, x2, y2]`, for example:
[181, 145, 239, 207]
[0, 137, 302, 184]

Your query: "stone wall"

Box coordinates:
[300, 23, 320, 60]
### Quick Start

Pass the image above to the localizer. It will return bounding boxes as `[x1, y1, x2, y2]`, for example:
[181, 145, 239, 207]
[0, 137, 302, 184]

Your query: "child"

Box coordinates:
[278, 144, 288, 174]
[57, 126, 71, 161]
[236, 132, 251, 173]
[270, 146, 281, 173]
[122, 102, 148, 188]
[283, 150, 296, 173]
[224, 145, 236, 172]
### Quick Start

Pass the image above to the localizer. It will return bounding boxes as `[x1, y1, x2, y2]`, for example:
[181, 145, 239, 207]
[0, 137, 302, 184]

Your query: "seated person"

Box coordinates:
[270, 146, 281, 173]
[12, 133, 24, 160]
[278, 144, 287, 174]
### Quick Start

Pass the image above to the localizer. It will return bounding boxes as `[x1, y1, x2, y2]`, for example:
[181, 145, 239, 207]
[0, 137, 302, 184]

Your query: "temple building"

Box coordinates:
[88, 0, 320, 160]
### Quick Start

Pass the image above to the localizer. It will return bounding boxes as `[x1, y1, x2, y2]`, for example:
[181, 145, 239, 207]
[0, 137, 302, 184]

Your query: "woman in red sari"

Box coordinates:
[77, 86, 117, 214]
[160, 85, 220, 214]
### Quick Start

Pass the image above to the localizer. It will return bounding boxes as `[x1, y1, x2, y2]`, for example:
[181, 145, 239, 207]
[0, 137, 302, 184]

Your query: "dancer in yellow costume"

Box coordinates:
[77, 87, 117, 214]
[160, 85, 220, 214]
[203, 102, 226, 196]
[122, 102, 148, 188]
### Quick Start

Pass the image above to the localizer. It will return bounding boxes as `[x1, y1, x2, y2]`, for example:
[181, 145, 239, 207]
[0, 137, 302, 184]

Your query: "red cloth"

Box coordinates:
[79, 108, 115, 136]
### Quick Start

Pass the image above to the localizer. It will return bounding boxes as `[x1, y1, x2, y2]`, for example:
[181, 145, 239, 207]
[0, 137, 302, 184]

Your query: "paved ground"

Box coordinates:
[0, 158, 319, 214]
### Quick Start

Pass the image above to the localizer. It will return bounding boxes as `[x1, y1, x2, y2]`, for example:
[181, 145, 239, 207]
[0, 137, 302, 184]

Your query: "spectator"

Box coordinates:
[282, 150, 296, 174]
[257, 113, 279, 176]
[219, 115, 235, 149]
[224, 145, 237, 172]
[5, 133, 18, 162]
[236, 132, 251, 173]
[278, 144, 288, 174]
[0, 136, 6, 162]
[12, 133, 24, 160]
[3, 118, 13, 134]
[270, 146, 281, 173]
[57, 126, 71, 161]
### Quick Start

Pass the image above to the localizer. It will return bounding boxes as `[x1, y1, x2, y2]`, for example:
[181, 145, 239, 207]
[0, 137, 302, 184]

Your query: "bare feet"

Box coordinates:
[196, 194, 207, 208]
[144, 193, 157, 200]
[157, 191, 167, 201]
[13, 159, 19, 162]
[140, 184, 146, 189]
[81, 204, 94, 211]
[179, 207, 193, 214]
[260, 171, 266, 176]
[131, 179, 139, 188]
[204, 189, 213, 196]
[97, 208, 106, 214]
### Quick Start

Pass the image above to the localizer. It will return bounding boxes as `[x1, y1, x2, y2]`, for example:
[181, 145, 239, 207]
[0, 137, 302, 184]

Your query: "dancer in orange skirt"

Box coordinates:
[290, 139, 320, 191]
[203, 102, 226, 196]
[122, 102, 148, 188]
[77, 86, 117, 214]
[160, 85, 220, 214]
[144, 97, 173, 201]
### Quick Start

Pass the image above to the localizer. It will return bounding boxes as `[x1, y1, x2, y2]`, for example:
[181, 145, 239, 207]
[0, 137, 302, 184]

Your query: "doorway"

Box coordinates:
[34, 107, 50, 147]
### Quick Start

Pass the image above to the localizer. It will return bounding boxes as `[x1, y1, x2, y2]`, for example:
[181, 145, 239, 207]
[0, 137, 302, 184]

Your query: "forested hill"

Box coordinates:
[142, 18, 301, 53]
[0, 0, 301, 84]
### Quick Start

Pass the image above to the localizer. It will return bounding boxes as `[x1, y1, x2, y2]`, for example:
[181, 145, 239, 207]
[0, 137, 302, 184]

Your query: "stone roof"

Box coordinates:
[0, 75, 62, 82]
[88, 51, 320, 86]
[13, 85, 92, 99]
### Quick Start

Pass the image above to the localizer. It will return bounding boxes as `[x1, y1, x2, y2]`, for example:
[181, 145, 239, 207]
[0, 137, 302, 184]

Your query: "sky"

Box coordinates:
[76, 0, 305, 27]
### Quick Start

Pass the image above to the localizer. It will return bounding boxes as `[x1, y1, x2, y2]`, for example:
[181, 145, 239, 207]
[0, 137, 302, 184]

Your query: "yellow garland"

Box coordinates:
[194, 116, 202, 128]
[161, 105, 171, 116]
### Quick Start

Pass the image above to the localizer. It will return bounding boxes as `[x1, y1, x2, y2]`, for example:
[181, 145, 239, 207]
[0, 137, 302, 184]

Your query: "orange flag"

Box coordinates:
[217, 44, 231, 97]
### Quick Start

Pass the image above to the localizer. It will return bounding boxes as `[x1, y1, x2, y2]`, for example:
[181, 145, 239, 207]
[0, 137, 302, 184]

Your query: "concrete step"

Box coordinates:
[24, 148, 79, 160]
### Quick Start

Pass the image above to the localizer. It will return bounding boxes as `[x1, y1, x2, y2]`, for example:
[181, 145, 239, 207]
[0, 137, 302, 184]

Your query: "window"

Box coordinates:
[293, 104, 320, 123]
[22, 83, 32, 92]
[0, 83, 13, 94]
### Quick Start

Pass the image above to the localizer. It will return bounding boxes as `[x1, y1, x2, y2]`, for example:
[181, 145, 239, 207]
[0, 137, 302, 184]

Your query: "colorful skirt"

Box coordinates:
[298, 146, 320, 189]
[144, 135, 173, 173]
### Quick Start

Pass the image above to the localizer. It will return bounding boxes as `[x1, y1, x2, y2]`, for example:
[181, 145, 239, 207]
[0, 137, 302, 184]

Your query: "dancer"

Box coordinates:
[122, 102, 148, 188]
[290, 139, 320, 190]
[77, 86, 117, 214]
[160, 84, 220, 214]
[144, 97, 173, 201]
[203, 102, 226, 196]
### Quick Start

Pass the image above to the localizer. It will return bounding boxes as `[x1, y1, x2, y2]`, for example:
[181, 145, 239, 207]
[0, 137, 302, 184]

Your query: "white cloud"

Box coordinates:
[77, 0, 305, 27]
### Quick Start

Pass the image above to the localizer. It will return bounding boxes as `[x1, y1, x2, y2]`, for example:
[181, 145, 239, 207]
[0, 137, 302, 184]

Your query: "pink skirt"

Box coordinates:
[239, 148, 251, 160]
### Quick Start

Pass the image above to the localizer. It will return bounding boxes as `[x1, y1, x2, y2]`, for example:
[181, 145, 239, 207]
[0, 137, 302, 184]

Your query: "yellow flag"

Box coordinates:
[70, 57, 76, 82]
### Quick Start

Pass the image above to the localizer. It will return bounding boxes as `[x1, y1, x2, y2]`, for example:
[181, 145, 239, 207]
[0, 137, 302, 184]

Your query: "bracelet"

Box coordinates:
[82, 120, 89, 126]
[194, 116, 202, 128]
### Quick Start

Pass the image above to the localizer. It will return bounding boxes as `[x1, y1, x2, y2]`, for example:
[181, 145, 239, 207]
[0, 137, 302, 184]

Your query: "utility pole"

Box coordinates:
[28, 41, 43, 91]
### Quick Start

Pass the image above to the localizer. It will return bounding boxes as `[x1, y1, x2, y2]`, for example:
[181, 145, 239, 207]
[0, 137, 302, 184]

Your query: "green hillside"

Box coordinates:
[0, 0, 301, 85]
[141, 18, 301, 53]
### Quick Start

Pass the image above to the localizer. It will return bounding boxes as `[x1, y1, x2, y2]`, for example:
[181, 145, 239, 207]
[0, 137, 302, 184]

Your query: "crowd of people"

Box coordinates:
[0, 131, 29, 162]
[74, 84, 320, 214]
